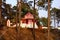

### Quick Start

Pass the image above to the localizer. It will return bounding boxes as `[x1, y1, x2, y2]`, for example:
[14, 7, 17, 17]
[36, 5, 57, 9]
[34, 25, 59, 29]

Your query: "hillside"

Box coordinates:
[0, 27, 60, 40]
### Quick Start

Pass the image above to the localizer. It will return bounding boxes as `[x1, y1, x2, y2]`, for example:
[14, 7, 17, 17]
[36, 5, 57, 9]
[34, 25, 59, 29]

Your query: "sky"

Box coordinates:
[6, 0, 60, 18]
[51, 0, 60, 9]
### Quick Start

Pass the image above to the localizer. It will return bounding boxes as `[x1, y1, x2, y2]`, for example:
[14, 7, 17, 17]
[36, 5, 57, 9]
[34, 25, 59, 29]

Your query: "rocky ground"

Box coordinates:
[0, 27, 60, 40]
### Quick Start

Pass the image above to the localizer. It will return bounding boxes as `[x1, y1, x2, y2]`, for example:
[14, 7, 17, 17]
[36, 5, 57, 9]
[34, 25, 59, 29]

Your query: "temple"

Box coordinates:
[20, 12, 38, 28]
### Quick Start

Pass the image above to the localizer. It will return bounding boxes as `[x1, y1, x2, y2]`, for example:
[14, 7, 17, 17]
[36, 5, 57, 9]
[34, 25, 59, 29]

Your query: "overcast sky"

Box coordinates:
[6, 0, 60, 18]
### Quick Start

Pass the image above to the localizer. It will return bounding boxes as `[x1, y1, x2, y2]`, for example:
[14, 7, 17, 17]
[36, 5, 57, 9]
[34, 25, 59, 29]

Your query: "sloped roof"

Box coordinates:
[22, 12, 34, 19]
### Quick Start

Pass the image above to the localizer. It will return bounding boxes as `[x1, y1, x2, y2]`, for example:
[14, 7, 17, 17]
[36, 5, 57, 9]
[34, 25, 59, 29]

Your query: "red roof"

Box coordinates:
[22, 12, 34, 19]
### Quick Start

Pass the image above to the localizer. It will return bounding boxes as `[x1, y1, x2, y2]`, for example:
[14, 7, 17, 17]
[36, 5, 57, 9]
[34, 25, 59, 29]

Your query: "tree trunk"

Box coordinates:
[54, 13, 56, 28]
[57, 18, 58, 27]
[18, 0, 22, 28]
[16, 0, 22, 40]
[33, 0, 35, 40]
[0, 0, 2, 23]
[48, 0, 50, 40]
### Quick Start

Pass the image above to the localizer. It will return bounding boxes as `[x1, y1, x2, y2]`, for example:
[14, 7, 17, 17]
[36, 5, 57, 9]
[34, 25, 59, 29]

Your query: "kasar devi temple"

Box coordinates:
[7, 12, 39, 28]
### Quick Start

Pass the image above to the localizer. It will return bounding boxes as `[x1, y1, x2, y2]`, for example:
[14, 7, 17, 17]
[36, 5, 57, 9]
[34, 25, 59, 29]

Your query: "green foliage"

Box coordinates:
[38, 0, 53, 6]
[40, 17, 48, 27]
[37, 0, 53, 10]
[38, 1, 44, 7]
[51, 8, 60, 18]
[51, 8, 59, 13]
[13, 6, 17, 10]
[50, 8, 60, 27]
